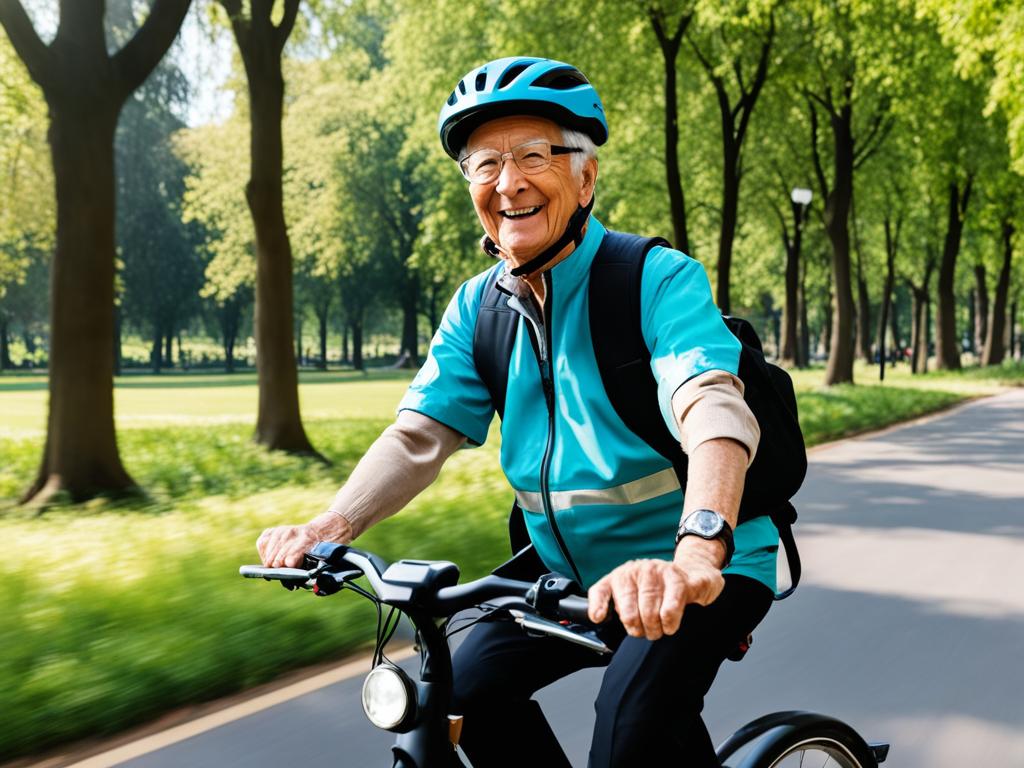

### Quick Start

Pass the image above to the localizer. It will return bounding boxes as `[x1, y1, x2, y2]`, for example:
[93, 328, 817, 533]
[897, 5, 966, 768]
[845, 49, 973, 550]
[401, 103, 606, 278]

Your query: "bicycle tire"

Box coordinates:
[718, 712, 880, 768]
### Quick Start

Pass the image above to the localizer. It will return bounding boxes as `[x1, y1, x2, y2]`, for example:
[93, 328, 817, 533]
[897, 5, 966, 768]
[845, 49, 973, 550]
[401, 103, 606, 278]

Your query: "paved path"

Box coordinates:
[82, 390, 1024, 767]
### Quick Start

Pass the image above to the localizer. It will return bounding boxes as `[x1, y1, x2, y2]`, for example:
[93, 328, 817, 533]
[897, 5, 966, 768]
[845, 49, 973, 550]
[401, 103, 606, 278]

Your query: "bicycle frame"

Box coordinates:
[242, 542, 888, 768]
[242, 542, 598, 768]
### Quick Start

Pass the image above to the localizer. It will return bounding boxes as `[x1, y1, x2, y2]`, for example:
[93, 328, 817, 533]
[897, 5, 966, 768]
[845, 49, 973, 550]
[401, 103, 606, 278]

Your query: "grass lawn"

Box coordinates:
[1, 360, 1021, 760]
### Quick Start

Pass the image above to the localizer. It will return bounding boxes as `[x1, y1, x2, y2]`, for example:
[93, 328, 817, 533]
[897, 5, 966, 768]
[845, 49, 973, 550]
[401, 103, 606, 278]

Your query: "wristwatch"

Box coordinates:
[675, 509, 735, 568]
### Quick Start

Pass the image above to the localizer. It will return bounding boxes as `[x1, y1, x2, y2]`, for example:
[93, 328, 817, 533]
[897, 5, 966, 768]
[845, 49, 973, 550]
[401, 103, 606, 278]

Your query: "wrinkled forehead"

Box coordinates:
[465, 115, 562, 154]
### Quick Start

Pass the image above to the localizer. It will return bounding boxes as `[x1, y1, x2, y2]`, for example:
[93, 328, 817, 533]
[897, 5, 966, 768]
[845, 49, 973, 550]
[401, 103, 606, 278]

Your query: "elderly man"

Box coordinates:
[258, 57, 779, 767]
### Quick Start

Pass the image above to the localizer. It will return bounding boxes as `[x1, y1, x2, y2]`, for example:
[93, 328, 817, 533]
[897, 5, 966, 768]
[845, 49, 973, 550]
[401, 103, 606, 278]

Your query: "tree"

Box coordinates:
[973, 152, 1023, 366]
[982, 216, 1016, 365]
[797, 0, 914, 385]
[877, 207, 902, 380]
[922, 0, 1024, 176]
[0, 31, 53, 368]
[215, 0, 318, 454]
[648, 2, 696, 255]
[0, 0, 190, 503]
[685, 0, 776, 314]
[116, 47, 202, 372]
[177, 113, 255, 372]
[901, 25, 1003, 371]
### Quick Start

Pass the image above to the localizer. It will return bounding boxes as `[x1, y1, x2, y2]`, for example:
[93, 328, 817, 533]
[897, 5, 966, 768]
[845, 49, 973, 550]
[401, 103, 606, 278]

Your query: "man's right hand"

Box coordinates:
[257, 512, 353, 568]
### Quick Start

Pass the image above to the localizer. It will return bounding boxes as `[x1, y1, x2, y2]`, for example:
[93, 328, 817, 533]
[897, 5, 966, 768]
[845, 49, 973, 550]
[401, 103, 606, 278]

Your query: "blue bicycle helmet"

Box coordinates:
[438, 57, 608, 159]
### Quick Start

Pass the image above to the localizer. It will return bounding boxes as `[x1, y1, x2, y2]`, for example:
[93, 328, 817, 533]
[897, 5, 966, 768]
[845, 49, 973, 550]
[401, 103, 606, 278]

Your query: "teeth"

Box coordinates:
[503, 206, 541, 218]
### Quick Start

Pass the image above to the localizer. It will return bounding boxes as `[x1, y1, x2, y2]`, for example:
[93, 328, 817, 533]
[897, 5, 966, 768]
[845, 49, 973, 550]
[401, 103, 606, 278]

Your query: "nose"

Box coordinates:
[494, 154, 528, 198]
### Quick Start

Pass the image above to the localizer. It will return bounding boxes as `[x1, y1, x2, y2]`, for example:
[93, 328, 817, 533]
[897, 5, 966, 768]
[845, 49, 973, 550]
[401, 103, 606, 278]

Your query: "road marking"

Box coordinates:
[62, 645, 417, 768]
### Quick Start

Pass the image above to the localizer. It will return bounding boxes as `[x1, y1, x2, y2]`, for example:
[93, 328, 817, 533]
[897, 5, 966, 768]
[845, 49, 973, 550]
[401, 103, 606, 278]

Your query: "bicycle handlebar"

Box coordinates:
[239, 544, 607, 651]
[240, 565, 312, 582]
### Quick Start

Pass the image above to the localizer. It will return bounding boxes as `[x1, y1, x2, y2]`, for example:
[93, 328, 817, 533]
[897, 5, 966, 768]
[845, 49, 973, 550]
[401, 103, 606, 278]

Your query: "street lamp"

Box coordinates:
[791, 187, 813, 207]
[784, 188, 813, 367]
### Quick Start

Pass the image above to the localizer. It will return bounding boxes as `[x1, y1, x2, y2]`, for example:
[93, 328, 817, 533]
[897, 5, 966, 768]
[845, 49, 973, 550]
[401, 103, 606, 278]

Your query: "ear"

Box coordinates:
[579, 156, 598, 207]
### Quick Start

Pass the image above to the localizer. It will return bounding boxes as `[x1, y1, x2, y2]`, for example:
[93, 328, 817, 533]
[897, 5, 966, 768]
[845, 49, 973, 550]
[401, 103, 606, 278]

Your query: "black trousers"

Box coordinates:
[450, 574, 773, 767]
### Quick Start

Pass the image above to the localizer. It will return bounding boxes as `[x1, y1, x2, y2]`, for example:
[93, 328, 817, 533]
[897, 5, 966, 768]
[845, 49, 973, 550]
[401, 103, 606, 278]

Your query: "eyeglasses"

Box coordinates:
[459, 140, 582, 184]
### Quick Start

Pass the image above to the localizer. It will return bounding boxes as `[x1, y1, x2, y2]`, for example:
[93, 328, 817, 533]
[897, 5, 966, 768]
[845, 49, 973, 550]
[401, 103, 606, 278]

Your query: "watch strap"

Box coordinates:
[675, 509, 735, 569]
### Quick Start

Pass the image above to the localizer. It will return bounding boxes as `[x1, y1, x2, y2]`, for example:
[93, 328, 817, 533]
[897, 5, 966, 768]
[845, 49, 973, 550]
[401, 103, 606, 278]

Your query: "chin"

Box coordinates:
[501, 231, 553, 262]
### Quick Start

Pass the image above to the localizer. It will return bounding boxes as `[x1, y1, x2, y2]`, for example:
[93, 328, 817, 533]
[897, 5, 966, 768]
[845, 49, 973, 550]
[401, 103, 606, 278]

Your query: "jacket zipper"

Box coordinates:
[522, 273, 584, 586]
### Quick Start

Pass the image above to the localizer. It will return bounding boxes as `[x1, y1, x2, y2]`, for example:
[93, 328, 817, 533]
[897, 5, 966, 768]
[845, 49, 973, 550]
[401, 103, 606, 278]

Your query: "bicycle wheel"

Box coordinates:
[719, 712, 882, 768]
[751, 733, 868, 767]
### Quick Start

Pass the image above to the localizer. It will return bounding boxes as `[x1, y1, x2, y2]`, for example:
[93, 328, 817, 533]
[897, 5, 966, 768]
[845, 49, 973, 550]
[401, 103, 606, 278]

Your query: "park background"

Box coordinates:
[1, 0, 1023, 763]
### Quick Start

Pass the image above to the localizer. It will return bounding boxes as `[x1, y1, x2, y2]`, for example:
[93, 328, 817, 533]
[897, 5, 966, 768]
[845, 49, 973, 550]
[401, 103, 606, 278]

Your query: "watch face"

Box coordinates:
[688, 510, 724, 537]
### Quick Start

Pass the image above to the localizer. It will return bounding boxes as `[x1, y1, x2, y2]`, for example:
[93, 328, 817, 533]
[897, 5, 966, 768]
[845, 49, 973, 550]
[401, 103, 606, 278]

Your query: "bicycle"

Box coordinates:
[241, 541, 890, 768]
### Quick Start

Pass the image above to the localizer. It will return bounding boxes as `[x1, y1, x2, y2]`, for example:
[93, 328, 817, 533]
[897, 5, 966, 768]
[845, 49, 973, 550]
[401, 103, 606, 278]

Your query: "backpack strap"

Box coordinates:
[773, 501, 801, 600]
[588, 231, 684, 477]
[589, 231, 802, 599]
[473, 272, 518, 421]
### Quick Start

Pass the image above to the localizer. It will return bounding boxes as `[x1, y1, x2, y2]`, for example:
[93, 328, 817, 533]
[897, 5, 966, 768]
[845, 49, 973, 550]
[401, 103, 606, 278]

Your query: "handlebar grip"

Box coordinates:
[557, 595, 592, 623]
[239, 565, 311, 581]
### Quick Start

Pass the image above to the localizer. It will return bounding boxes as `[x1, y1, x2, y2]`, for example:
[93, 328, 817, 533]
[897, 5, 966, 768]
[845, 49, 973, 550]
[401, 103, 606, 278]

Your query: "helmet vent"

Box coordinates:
[446, 91, 458, 106]
[474, 71, 488, 91]
[458, 79, 467, 95]
[532, 68, 589, 90]
[497, 62, 531, 89]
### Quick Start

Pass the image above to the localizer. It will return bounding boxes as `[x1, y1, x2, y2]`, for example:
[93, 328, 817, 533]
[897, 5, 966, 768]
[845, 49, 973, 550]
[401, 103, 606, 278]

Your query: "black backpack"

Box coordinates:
[474, 231, 806, 599]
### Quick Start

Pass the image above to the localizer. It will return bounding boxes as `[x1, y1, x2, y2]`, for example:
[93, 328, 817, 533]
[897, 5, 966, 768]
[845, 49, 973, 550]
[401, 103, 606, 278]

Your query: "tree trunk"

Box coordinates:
[1011, 298, 1019, 359]
[823, 105, 856, 385]
[317, 307, 328, 370]
[909, 255, 936, 375]
[822, 293, 833, 359]
[26, 107, 136, 502]
[911, 287, 927, 374]
[150, 329, 162, 373]
[220, 300, 239, 373]
[341, 321, 349, 365]
[982, 220, 1014, 366]
[890, 288, 901, 363]
[973, 263, 988, 359]
[351, 316, 364, 372]
[164, 330, 173, 368]
[877, 216, 897, 381]
[224, 328, 236, 373]
[1, 315, 12, 369]
[967, 291, 976, 352]
[228, 0, 317, 454]
[399, 271, 420, 366]
[649, 9, 692, 255]
[936, 179, 972, 370]
[1011, 299, 1019, 362]
[716, 149, 739, 313]
[857, 275, 872, 363]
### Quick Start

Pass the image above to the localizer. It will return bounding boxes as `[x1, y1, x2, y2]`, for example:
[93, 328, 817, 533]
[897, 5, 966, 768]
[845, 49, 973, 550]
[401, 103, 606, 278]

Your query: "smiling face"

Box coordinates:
[464, 116, 597, 269]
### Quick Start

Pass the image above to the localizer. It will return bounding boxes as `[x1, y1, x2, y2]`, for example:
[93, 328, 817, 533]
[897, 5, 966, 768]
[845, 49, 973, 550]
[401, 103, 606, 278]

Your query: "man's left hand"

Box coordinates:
[587, 555, 725, 640]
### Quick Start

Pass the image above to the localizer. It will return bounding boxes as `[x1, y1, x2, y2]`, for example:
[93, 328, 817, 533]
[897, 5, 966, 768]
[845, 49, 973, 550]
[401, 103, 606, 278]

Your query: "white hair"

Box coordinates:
[559, 127, 598, 179]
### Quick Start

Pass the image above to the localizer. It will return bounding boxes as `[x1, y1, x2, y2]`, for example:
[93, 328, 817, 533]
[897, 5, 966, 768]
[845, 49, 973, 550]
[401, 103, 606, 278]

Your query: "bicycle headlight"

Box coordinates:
[361, 663, 417, 731]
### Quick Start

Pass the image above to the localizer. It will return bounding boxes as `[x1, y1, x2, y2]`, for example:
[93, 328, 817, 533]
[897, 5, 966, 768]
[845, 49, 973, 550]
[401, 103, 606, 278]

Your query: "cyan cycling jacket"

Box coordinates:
[399, 218, 778, 589]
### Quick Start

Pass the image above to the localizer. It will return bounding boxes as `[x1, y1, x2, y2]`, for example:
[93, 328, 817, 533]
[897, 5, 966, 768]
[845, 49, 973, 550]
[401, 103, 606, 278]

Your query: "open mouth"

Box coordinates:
[501, 205, 543, 220]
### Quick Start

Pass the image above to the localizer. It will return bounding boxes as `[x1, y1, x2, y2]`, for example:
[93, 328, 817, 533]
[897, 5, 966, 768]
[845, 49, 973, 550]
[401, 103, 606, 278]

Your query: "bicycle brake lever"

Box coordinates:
[509, 609, 612, 655]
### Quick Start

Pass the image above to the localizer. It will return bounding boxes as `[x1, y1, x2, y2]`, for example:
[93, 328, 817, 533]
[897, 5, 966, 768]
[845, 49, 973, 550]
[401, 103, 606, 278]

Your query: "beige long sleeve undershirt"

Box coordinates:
[326, 369, 759, 540]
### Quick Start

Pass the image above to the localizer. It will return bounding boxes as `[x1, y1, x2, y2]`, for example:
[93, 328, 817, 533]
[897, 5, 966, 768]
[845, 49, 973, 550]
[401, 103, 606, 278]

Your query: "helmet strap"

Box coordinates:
[508, 195, 595, 278]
